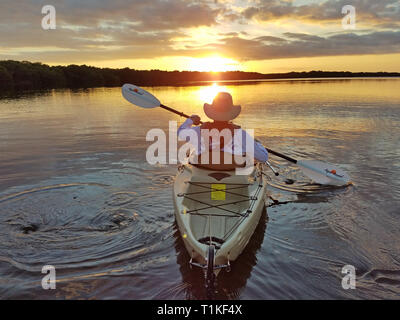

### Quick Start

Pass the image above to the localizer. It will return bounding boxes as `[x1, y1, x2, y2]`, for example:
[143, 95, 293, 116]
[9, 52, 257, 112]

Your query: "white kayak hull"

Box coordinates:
[173, 164, 267, 274]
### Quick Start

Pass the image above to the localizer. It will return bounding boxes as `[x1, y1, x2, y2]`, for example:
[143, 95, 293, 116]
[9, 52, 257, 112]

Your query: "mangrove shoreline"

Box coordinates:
[0, 60, 399, 93]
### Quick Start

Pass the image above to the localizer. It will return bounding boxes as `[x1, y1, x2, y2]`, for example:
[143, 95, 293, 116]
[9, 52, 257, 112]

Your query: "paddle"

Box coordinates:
[122, 84, 351, 186]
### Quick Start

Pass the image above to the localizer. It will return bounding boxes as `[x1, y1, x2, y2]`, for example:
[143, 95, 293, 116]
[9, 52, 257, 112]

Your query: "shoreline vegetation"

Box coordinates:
[1, 60, 400, 93]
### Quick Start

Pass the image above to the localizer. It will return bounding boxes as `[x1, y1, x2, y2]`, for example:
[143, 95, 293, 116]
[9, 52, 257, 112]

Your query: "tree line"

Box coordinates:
[0, 60, 399, 93]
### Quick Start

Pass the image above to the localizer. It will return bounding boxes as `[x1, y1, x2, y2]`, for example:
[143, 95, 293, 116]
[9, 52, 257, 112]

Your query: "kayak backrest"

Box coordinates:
[190, 151, 252, 171]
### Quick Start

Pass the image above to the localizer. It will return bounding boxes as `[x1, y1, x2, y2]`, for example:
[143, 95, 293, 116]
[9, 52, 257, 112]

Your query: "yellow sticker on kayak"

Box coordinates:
[211, 184, 226, 201]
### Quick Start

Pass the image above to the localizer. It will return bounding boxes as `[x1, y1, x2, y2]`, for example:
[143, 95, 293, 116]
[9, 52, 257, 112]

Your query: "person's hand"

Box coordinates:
[190, 115, 201, 125]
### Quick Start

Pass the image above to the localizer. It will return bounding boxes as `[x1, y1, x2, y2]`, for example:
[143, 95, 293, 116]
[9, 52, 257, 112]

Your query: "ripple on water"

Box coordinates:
[149, 174, 175, 189]
[104, 192, 137, 207]
[0, 183, 171, 275]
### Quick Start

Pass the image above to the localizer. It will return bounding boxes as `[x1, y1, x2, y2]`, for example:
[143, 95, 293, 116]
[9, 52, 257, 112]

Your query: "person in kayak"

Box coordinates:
[177, 92, 268, 170]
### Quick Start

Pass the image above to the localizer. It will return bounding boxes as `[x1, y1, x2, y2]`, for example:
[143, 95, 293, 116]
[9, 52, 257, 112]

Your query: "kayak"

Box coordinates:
[173, 162, 268, 287]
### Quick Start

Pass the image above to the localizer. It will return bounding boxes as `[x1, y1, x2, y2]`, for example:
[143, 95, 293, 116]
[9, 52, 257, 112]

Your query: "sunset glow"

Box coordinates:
[196, 83, 230, 104]
[186, 56, 242, 72]
[1, 1, 400, 72]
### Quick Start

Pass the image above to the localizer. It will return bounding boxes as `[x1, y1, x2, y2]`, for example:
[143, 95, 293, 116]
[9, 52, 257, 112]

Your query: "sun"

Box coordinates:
[197, 83, 231, 104]
[187, 56, 241, 72]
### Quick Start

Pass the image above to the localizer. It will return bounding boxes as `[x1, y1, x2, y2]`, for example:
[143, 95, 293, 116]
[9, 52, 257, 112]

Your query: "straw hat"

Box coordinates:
[204, 92, 241, 121]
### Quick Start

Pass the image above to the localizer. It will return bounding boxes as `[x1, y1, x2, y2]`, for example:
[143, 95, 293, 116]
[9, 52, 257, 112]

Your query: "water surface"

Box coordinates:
[0, 78, 399, 299]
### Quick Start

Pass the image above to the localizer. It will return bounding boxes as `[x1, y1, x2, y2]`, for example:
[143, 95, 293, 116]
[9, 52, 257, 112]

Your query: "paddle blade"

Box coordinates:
[297, 160, 351, 186]
[122, 84, 160, 108]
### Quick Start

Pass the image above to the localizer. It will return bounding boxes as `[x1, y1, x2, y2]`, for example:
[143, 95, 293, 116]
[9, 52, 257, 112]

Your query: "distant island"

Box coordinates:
[1, 60, 399, 93]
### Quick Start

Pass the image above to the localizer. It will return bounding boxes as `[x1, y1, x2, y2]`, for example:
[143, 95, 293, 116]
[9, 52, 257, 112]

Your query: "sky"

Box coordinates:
[1, 0, 400, 73]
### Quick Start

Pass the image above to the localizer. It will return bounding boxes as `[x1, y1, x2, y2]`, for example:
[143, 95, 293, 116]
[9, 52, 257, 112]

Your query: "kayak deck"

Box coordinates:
[174, 164, 267, 268]
[181, 181, 252, 247]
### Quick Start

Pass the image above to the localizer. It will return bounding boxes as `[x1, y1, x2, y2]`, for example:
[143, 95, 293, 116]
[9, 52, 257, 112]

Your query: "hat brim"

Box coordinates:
[204, 103, 241, 121]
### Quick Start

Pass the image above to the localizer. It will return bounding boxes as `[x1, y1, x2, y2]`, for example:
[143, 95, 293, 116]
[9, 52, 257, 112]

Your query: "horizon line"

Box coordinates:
[4, 60, 400, 75]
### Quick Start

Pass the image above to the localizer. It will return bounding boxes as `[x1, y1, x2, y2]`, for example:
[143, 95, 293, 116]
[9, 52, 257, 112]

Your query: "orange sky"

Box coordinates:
[83, 53, 400, 73]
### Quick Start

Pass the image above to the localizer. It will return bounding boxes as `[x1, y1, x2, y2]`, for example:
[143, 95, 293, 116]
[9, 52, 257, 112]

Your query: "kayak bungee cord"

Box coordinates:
[223, 177, 264, 242]
[176, 164, 265, 244]
[178, 181, 252, 217]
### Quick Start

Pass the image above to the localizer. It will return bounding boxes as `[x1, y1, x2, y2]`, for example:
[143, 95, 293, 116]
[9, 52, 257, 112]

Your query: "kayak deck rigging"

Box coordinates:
[173, 163, 268, 293]
[177, 179, 264, 242]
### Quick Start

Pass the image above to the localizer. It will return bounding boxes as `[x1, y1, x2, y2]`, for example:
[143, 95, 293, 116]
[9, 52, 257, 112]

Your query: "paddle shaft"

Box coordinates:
[160, 104, 203, 124]
[265, 148, 297, 164]
[160, 103, 298, 164]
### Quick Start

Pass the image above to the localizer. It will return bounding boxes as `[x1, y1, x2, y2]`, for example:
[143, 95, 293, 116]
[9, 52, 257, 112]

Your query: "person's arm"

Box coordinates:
[254, 141, 269, 162]
[177, 115, 200, 136]
[242, 131, 269, 162]
[177, 115, 201, 155]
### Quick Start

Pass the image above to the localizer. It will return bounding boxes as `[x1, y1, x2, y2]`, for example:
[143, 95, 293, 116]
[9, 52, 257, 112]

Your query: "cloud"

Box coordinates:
[3, 28, 400, 64]
[210, 31, 400, 60]
[0, 0, 220, 61]
[0, 0, 221, 31]
[243, 0, 400, 25]
[0, 0, 400, 65]
[283, 33, 325, 42]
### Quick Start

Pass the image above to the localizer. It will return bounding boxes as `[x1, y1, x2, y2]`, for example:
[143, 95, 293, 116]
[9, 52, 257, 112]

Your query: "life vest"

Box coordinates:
[199, 121, 241, 152]
[192, 122, 246, 170]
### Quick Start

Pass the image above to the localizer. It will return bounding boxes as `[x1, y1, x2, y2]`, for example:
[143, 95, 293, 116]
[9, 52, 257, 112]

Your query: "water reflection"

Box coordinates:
[0, 78, 399, 299]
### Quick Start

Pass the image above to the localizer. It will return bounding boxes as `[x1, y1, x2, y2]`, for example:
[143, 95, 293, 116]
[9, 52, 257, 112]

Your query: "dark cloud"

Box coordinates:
[0, 21, 182, 50]
[0, 0, 219, 61]
[243, 0, 400, 25]
[211, 31, 400, 60]
[283, 33, 325, 42]
[254, 35, 288, 43]
[0, 0, 221, 31]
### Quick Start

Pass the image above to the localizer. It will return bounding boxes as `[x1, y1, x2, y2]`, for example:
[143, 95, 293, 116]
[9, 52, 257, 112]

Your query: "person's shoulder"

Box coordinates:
[199, 121, 213, 129]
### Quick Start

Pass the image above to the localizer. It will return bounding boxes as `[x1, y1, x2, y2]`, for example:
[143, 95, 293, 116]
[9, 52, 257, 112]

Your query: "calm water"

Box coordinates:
[0, 78, 399, 299]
